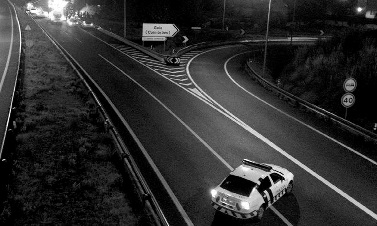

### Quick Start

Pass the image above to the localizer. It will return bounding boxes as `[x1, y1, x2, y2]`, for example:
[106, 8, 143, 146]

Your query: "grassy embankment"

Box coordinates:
[1, 7, 153, 225]
[279, 29, 377, 130]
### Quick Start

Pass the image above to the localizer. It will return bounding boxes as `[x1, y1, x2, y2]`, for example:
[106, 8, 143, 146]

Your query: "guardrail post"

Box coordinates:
[142, 193, 151, 207]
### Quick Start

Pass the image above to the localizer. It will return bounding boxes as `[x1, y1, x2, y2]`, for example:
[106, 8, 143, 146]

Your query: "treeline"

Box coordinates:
[280, 28, 377, 130]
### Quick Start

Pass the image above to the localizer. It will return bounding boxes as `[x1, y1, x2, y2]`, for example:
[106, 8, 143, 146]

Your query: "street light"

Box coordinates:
[124, 0, 126, 38]
[262, 0, 272, 77]
[222, 0, 226, 30]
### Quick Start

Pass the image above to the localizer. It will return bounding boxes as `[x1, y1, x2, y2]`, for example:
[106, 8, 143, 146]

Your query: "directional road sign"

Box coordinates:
[143, 23, 179, 37]
[165, 56, 181, 66]
[182, 36, 189, 44]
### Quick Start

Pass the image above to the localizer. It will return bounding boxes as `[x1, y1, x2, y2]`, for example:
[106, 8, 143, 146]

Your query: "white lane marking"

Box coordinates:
[187, 47, 377, 221]
[0, 5, 14, 93]
[271, 207, 294, 226]
[74, 37, 82, 43]
[99, 54, 195, 226]
[225, 52, 377, 166]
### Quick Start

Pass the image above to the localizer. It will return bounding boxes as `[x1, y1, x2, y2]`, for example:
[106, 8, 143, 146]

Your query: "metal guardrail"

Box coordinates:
[245, 61, 377, 143]
[30, 16, 168, 226]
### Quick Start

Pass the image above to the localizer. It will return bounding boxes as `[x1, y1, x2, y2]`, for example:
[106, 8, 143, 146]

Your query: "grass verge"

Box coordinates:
[1, 7, 153, 226]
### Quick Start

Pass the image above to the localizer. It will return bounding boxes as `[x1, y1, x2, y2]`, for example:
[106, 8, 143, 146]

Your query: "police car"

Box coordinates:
[211, 159, 294, 220]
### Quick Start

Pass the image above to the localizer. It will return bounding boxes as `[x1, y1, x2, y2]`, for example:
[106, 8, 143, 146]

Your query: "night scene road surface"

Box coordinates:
[28, 14, 377, 226]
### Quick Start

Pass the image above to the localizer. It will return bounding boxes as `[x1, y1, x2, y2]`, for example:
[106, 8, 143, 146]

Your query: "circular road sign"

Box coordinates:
[343, 78, 357, 92]
[341, 93, 355, 108]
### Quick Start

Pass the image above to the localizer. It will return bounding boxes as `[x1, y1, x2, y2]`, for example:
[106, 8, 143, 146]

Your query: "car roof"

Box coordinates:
[230, 163, 270, 184]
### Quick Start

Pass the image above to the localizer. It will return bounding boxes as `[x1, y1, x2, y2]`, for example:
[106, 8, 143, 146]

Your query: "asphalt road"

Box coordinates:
[28, 12, 377, 226]
[0, 0, 20, 157]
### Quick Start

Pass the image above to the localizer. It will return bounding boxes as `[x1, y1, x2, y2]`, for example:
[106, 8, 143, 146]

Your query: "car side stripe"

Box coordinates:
[262, 191, 268, 204]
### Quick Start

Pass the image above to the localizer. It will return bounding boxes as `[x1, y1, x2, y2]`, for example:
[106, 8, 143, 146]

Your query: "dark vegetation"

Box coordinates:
[269, 28, 377, 131]
[1, 6, 153, 225]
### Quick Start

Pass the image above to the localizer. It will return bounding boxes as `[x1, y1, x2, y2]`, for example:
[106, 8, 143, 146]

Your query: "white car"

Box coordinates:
[67, 17, 79, 26]
[81, 21, 94, 28]
[211, 159, 294, 220]
[29, 8, 38, 14]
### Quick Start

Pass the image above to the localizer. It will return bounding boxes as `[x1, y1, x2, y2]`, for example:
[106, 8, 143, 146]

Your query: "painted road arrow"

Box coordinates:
[143, 23, 180, 37]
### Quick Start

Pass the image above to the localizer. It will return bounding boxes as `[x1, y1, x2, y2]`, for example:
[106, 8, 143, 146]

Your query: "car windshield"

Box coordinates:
[220, 175, 257, 197]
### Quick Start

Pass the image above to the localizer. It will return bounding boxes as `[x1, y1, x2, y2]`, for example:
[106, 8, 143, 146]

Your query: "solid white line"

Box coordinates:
[187, 47, 377, 221]
[270, 206, 294, 226]
[0, 5, 14, 93]
[98, 54, 195, 226]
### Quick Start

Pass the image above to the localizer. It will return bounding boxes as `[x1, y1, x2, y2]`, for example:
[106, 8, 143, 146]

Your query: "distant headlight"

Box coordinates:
[211, 189, 218, 198]
[240, 201, 250, 210]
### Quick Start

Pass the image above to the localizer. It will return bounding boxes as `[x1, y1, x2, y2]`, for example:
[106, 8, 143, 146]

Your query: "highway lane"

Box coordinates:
[29, 17, 284, 225]
[0, 0, 20, 157]
[28, 13, 377, 225]
[188, 45, 377, 225]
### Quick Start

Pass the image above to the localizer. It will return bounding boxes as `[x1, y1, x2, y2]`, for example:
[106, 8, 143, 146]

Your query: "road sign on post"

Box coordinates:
[341, 93, 355, 108]
[341, 77, 357, 119]
[165, 56, 181, 66]
[142, 23, 179, 37]
[343, 77, 357, 92]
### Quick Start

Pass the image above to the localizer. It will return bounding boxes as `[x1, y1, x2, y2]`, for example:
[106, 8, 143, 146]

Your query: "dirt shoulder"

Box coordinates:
[1, 6, 153, 226]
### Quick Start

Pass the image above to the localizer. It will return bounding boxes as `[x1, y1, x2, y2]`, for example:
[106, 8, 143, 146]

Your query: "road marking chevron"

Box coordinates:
[109, 43, 213, 103]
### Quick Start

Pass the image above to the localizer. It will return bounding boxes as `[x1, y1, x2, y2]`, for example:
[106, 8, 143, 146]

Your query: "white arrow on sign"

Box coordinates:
[143, 23, 179, 37]
[182, 36, 189, 43]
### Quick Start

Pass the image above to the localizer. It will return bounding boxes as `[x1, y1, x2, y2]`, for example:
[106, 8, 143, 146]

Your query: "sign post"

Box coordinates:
[142, 23, 179, 56]
[341, 78, 357, 119]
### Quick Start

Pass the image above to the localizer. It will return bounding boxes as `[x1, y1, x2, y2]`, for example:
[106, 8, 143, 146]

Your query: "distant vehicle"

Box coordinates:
[29, 8, 38, 14]
[28, 7, 44, 16]
[211, 159, 294, 221]
[67, 17, 79, 26]
[81, 20, 94, 28]
[50, 10, 64, 23]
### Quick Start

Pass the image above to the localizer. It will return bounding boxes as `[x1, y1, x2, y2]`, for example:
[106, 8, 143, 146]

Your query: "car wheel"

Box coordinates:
[286, 181, 293, 194]
[257, 205, 265, 221]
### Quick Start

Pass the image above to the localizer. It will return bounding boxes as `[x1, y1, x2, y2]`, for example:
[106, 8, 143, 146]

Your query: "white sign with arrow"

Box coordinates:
[182, 36, 189, 44]
[142, 23, 179, 37]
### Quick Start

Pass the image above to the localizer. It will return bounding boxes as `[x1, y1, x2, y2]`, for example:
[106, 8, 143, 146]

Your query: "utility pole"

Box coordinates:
[222, 0, 226, 30]
[124, 0, 126, 38]
[263, 0, 272, 77]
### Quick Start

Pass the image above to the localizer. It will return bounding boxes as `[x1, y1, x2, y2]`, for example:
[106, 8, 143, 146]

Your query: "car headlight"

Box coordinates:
[240, 201, 250, 210]
[211, 189, 217, 198]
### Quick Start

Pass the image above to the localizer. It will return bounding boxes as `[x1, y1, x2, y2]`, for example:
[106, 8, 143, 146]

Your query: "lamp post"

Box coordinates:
[124, 0, 126, 38]
[290, 0, 297, 46]
[262, 0, 272, 77]
[222, 0, 226, 30]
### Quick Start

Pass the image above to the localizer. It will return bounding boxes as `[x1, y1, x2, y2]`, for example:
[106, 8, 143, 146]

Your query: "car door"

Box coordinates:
[269, 173, 285, 203]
